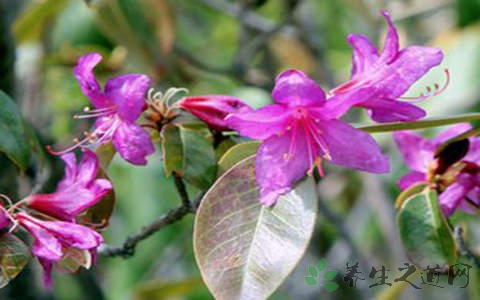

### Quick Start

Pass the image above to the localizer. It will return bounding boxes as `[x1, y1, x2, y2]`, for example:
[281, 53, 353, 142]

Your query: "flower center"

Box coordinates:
[292, 107, 309, 119]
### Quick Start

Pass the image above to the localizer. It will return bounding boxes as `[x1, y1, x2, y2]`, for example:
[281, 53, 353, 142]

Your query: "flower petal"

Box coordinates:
[347, 33, 379, 76]
[439, 174, 477, 216]
[378, 10, 399, 64]
[362, 99, 426, 122]
[393, 131, 433, 172]
[397, 171, 426, 190]
[431, 123, 472, 145]
[314, 87, 376, 119]
[74, 53, 111, 108]
[38, 258, 54, 289]
[271, 69, 326, 107]
[465, 139, 480, 163]
[17, 214, 63, 261]
[226, 104, 291, 140]
[255, 128, 311, 206]
[112, 122, 155, 165]
[105, 74, 151, 122]
[318, 119, 389, 173]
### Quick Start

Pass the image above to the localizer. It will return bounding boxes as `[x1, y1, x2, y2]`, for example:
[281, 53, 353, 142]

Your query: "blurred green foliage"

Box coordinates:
[2, 0, 480, 299]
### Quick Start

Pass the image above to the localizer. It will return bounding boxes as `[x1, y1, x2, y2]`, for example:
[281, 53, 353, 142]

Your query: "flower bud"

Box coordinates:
[178, 95, 251, 130]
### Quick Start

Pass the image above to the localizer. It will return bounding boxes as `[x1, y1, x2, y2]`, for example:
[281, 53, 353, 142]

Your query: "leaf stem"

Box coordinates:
[357, 114, 480, 133]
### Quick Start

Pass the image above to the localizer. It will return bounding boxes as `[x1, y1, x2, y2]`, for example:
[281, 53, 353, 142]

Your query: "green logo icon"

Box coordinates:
[305, 258, 339, 292]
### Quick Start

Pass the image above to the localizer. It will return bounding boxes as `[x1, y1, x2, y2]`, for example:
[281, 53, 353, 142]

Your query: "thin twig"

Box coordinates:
[100, 176, 204, 258]
[454, 226, 480, 268]
[173, 171, 190, 208]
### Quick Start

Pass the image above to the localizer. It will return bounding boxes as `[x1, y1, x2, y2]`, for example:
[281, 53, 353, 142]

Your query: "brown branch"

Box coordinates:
[99, 176, 204, 258]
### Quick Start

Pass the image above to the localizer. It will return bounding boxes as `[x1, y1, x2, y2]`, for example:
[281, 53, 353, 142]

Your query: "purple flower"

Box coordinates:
[178, 95, 252, 130]
[394, 124, 480, 216]
[331, 10, 444, 122]
[227, 69, 389, 206]
[16, 212, 103, 287]
[26, 149, 112, 222]
[50, 52, 155, 165]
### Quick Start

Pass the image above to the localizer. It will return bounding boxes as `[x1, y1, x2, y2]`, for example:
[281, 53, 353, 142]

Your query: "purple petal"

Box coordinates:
[74, 53, 112, 108]
[76, 149, 100, 185]
[226, 104, 291, 140]
[397, 171, 426, 190]
[18, 213, 103, 251]
[362, 99, 426, 122]
[379, 46, 443, 98]
[271, 69, 326, 107]
[318, 119, 389, 173]
[105, 74, 151, 122]
[465, 139, 480, 163]
[439, 174, 477, 216]
[431, 123, 472, 145]
[378, 10, 399, 64]
[38, 258, 54, 289]
[59, 152, 77, 186]
[347, 34, 379, 77]
[255, 128, 311, 206]
[393, 131, 433, 172]
[112, 122, 155, 165]
[314, 87, 376, 119]
[18, 214, 63, 261]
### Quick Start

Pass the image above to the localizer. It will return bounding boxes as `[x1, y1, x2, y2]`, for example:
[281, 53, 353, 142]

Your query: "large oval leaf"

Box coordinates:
[397, 189, 457, 268]
[0, 234, 31, 288]
[194, 156, 317, 299]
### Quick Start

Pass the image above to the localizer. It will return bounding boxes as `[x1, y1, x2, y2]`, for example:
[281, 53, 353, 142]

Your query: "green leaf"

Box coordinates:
[305, 277, 317, 286]
[317, 258, 326, 272]
[323, 281, 339, 292]
[180, 126, 216, 189]
[160, 124, 184, 177]
[357, 113, 480, 133]
[0, 91, 31, 171]
[394, 183, 427, 210]
[161, 124, 217, 189]
[0, 234, 31, 288]
[217, 141, 260, 177]
[397, 189, 457, 268]
[308, 266, 318, 277]
[323, 270, 338, 280]
[194, 156, 317, 299]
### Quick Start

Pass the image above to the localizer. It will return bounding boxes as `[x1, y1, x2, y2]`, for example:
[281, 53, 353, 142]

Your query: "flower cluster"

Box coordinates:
[1, 149, 111, 287]
[179, 10, 444, 205]
[394, 124, 480, 216]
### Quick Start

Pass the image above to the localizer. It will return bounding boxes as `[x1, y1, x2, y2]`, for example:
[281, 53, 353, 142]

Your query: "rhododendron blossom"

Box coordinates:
[178, 95, 252, 130]
[394, 124, 480, 216]
[49, 52, 155, 165]
[228, 70, 389, 205]
[16, 212, 103, 287]
[26, 149, 112, 222]
[331, 10, 445, 122]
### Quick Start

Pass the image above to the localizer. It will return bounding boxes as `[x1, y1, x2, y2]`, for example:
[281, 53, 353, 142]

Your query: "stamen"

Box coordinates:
[46, 136, 90, 155]
[283, 122, 298, 161]
[75, 106, 116, 119]
[399, 68, 450, 102]
[304, 120, 332, 161]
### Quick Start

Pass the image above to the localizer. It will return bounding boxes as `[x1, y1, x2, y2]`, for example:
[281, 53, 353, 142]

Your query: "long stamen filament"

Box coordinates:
[399, 68, 450, 102]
